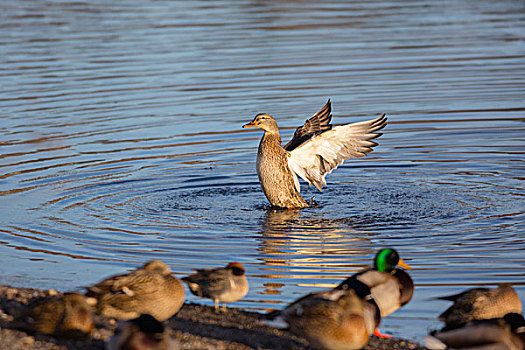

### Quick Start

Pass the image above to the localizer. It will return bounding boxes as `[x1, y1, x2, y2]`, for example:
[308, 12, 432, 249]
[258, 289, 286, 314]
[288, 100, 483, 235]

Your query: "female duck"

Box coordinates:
[15, 292, 94, 338]
[424, 313, 525, 350]
[264, 288, 380, 350]
[243, 100, 386, 209]
[86, 260, 185, 321]
[436, 285, 522, 329]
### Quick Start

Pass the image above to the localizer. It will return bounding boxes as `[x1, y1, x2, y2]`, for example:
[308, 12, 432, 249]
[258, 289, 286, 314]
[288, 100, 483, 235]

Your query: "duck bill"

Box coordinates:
[242, 121, 258, 128]
[398, 258, 412, 270]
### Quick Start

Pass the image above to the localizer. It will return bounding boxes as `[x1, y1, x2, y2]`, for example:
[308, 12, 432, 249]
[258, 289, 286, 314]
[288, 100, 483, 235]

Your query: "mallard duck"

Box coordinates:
[336, 247, 413, 318]
[106, 314, 179, 350]
[15, 292, 95, 338]
[243, 99, 387, 209]
[181, 262, 249, 311]
[264, 288, 380, 350]
[436, 285, 522, 329]
[424, 313, 525, 350]
[86, 260, 185, 321]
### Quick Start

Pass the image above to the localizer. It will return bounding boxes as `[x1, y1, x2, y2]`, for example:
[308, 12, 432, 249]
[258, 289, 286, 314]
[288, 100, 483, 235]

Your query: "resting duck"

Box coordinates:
[243, 99, 386, 209]
[264, 287, 380, 350]
[336, 248, 413, 318]
[86, 260, 185, 321]
[14, 292, 95, 338]
[436, 285, 522, 329]
[106, 314, 179, 350]
[424, 313, 525, 350]
[182, 262, 249, 311]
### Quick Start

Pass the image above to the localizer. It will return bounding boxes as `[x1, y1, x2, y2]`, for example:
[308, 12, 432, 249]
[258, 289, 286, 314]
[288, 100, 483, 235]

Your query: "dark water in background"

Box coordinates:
[1, 0, 524, 341]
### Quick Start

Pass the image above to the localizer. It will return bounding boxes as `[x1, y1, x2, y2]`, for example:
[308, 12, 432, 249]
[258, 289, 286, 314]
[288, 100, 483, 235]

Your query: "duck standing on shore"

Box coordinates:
[336, 248, 414, 319]
[243, 99, 387, 209]
[86, 260, 184, 321]
[182, 262, 249, 312]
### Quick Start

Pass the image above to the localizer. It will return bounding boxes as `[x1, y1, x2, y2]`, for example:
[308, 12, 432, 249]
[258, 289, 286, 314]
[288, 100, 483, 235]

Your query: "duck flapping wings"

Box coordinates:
[285, 100, 387, 192]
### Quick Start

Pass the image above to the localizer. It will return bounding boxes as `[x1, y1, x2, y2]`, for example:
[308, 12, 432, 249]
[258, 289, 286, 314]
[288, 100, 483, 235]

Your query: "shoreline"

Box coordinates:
[0, 285, 425, 349]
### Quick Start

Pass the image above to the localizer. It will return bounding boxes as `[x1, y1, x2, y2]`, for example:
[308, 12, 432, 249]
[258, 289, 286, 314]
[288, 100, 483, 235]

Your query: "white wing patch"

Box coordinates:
[287, 114, 386, 192]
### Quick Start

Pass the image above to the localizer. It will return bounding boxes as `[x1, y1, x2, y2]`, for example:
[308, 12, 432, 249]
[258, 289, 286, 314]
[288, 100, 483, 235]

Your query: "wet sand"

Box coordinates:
[0, 285, 425, 349]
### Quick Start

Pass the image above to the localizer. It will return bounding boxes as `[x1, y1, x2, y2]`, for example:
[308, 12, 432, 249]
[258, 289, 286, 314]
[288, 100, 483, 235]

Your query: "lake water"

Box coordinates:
[1, 0, 524, 342]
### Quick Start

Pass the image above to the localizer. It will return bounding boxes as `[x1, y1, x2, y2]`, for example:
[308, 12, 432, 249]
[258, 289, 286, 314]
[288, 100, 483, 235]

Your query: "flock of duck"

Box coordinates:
[6, 248, 524, 350]
[5, 101, 524, 349]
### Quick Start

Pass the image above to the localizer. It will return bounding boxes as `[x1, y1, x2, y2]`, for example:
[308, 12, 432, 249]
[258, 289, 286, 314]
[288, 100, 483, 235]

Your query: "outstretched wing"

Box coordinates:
[284, 99, 333, 151]
[287, 114, 387, 191]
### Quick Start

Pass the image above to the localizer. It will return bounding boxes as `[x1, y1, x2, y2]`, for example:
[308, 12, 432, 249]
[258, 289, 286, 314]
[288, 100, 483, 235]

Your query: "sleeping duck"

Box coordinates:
[264, 287, 380, 350]
[436, 285, 522, 330]
[86, 260, 185, 321]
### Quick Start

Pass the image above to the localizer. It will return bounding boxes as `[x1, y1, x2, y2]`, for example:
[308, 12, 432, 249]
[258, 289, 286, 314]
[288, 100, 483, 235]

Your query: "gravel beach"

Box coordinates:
[0, 285, 425, 350]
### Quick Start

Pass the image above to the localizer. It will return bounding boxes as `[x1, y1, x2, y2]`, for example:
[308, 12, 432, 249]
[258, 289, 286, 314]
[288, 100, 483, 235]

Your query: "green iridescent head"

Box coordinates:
[373, 248, 411, 272]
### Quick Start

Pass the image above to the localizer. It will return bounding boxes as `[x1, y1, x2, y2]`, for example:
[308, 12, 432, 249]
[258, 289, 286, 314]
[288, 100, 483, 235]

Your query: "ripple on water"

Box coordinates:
[1, 0, 524, 342]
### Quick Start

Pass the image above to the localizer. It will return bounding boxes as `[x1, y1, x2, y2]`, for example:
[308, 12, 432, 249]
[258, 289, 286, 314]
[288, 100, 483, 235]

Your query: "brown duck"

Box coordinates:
[14, 292, 95, 338]
[264, 288, 381, 350]
[424, 313, 525, 350]
[86, 260, 185, 321]
[436, 285, 522, 329]
[243, 99, 386, 209]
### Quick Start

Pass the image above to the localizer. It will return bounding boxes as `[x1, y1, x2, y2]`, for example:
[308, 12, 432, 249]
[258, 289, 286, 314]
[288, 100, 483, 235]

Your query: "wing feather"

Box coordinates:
[284, 99, 333, 151]
[288, 114, 387, 191]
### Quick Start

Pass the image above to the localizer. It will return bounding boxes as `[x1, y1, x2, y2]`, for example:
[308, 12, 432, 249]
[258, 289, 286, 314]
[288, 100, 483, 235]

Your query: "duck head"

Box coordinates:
[374, 248, 411, 272]
[226, 262, 246, 276]
[142, 260, 171, 275]
[243, 113, 279, 133]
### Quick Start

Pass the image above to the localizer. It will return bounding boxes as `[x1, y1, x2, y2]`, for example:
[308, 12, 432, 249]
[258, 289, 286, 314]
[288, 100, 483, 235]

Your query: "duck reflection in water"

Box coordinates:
[255, 207, 372, 298]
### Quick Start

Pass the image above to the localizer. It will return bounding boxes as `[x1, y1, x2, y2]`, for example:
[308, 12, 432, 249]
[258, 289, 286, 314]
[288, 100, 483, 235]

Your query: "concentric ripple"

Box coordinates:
[1, 0, 524, 342]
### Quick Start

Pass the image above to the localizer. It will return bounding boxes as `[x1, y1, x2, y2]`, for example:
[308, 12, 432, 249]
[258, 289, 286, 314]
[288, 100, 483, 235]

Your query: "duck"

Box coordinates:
[86, 260, 185, 321]
[424, 313, 525, 350]
[15, 292, 95, 338]
[264, 287, 381, 350]
[181, 262, 249, 312]
[242, 99, 387, 209]
[106, 314, 179, 350]
[336, 247, 414, 319]
[436, 285, 522, 329]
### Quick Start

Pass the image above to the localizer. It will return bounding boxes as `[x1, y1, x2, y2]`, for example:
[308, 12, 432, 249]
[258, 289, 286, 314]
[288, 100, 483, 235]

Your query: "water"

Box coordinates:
[1, 0, 524, 342]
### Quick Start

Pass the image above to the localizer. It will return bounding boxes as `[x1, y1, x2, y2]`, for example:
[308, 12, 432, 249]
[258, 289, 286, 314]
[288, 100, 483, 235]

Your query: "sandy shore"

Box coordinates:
[0, 285, 425, 350]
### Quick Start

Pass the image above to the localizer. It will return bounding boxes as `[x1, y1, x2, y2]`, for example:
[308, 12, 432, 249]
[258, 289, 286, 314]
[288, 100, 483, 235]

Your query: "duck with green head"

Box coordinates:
[337, 248, 414, 319]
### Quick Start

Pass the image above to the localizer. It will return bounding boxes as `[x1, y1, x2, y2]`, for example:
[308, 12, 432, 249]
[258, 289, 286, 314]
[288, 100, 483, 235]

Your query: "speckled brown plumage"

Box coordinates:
[437, 285, 522, 328]
[256, 132, 308, 208]
[265, 288, 380, 350]
[243, 100, 386, 209]
[425, 313, 525, 350]
[17, 292, 94, 338]
[86, 260, 184, 321]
